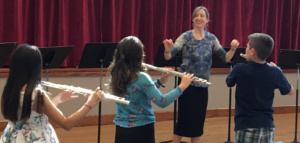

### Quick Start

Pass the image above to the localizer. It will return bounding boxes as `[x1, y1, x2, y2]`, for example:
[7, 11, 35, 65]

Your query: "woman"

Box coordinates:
[163, 6, 240, 143]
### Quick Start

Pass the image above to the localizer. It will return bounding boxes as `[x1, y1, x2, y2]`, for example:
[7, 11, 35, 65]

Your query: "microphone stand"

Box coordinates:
[159, 53, 187, 143]
[97, 59, 103, 143]
[45, 63, 49, 91]
[224, 61, 234, 143]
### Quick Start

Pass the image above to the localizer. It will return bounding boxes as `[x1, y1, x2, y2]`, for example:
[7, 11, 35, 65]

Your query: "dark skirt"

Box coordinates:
[174, 85, 208, 137]
[114, 123, 155, 143]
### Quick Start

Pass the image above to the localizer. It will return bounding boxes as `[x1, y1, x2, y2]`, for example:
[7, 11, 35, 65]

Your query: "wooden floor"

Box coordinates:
[52, 113, 300, 143]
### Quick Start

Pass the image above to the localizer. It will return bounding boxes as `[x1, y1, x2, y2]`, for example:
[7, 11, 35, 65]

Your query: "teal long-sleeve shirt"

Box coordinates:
[113, 72, 183, 128]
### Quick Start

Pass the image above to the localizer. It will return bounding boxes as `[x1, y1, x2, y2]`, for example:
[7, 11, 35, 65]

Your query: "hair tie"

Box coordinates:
[118, 54, 125, 63]
[120, 54, 125, 60]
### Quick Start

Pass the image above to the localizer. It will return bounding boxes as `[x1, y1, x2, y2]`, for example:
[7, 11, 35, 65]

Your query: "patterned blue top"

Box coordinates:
[113, 72, 183, 128]
[170, 30, 227, 87]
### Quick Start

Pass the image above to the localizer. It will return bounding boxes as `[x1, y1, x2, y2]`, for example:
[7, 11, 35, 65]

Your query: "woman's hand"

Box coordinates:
[230, 39, 240, 51]
[163, 39, 173, 52]
[52, 91, 78, 106]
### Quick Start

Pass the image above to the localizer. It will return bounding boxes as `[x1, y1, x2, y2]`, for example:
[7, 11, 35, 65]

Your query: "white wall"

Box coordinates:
[0, 73, 297, 120]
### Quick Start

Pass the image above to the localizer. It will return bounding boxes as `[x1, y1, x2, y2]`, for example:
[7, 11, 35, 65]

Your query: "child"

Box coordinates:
[226, 33, 294, 143]
[1, 44, 103, 143]
[108, 36, 195, 143]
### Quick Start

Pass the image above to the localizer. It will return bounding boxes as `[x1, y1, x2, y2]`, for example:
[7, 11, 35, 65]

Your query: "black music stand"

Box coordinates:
[212, 48, 231, 68]
[216, 48, 246, 143]
[212, 48, 246, 68]
[278, 49, 300, 143]
[78, 42, 118, 143]
[39, 46, 73, 90]
[0, 42, 18, 68]
[154, 44, 182, 67]
[154, 44, 185, 143]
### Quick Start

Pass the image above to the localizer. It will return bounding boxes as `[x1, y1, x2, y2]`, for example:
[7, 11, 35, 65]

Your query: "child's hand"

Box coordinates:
[178, 73, 195, 91]
[52, 91, 78, 106]
[159, 68, 173, 84]
[86, 88, 104, 108]
[269, 62, 282, 71]
[269, 62, 277, 66]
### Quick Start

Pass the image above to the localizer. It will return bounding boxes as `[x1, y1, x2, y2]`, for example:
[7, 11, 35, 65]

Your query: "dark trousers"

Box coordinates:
[115, 123, 155, 143]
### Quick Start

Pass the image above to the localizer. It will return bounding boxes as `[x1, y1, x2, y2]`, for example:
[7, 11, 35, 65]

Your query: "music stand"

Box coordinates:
[78, 42, 118, 143]
[78, 43, 118, 68]
[154, 44, 182, 67]
[154, 44, 185, 143]
[0, 42, 18, 67]
[220, 48, 246, 143]
[212, 48, 246, 68]
[212, 48, 231, 68]
[39, 46, 73, 90]
[278, 49, 300, 143]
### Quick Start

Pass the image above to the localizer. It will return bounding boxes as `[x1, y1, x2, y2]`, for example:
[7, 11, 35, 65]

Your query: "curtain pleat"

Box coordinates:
[0, 0, 299, 67]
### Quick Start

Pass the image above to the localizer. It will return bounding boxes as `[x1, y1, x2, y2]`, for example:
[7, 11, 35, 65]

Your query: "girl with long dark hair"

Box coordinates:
[109, 36, 195, 143]
[1, 44, 103, 143]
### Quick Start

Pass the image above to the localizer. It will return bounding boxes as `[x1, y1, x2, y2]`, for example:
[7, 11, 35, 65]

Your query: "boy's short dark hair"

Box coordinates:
[248, 33, 274, 60]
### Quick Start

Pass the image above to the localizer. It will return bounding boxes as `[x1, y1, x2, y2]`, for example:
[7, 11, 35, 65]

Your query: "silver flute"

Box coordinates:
[240, 53, 281, 69]
[40, 81, 130, 105]
[142, 63, 211, 86]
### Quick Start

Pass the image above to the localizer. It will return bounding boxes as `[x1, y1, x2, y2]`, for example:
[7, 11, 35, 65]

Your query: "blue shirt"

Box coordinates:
[170, 30, 227, 87]
[226, 61, 291, 130]
[113, 72, 183, 128]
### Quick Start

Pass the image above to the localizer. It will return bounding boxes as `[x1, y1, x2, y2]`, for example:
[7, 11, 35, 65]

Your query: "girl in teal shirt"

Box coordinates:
[109, 36, 194, 143]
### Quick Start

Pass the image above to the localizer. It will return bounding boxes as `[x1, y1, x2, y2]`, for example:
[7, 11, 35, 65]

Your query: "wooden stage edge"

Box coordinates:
[0, 105, 299, 131]
[0, 68, 297, 77]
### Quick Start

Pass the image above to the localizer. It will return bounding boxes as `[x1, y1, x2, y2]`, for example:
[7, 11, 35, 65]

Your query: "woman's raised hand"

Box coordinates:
[163, 39, 173, 52]
[230, 39, 240, 50]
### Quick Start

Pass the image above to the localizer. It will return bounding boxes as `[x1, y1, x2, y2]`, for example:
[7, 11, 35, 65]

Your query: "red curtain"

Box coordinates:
[0, 0, 299, 67]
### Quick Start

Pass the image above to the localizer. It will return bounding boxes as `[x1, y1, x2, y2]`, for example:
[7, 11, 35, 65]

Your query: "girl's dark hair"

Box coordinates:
[108, 36, 146, 96]
[1, 44, 44, 122]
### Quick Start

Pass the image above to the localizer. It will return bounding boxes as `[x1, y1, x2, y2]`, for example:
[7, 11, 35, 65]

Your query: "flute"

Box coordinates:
[40, 81, 130, 105]
[240, 53, 281, 70]
[142, 63, 211, 86]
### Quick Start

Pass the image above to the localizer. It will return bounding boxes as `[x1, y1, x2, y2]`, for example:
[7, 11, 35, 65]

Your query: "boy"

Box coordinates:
[226, 33, 294, 143]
